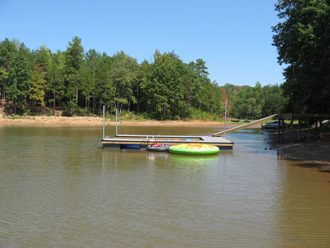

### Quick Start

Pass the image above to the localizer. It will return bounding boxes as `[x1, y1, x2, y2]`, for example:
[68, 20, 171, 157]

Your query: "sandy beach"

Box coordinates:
[1, 115, 329, 171]
[0, 116, 251, 128]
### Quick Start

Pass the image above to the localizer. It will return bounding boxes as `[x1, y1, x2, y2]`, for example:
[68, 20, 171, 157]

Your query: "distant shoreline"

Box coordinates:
[0, 116, 262, 128]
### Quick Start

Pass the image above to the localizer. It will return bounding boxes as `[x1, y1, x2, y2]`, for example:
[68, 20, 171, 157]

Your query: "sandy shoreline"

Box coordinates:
[265, 129, 330, 171]
[0, 116, 259, 128]
[1, 116, 329, 171]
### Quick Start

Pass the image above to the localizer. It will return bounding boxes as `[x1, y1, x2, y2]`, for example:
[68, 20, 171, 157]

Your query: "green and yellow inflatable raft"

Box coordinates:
[169, 143, 219, 155]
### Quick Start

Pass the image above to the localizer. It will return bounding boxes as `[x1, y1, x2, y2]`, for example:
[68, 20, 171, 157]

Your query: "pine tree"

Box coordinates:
[64, 36, 84, 115]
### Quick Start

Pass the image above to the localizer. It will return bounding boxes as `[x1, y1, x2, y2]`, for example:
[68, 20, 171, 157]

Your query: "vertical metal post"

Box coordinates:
[307, 118, 310, 142]
[281, 119, 284, 143]
[315, 120, 318, 135]
[290, 118, 293, 144]
[298, 119, 301, 142]
[224, 99, 227, 136]
[103, 105, 105, 139]
[277, 119, 280, 143]
[116, 108, 118, 136]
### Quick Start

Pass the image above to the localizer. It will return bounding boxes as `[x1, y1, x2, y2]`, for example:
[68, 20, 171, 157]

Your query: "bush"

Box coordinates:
[141, 112, 150, 120]
[121, 110, 128, 116]
[106, 113, 113, 119]
[25, 109, 32, 115]
[128, 112, 135, 119]
[47, 110, 53, 116]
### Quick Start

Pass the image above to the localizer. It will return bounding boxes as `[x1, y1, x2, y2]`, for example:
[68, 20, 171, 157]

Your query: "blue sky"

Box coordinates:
[0, 0, 283, 87]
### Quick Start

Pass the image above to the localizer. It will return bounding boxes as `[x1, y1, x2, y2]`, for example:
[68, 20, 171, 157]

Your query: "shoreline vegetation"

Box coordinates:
[1, 113, 329, 172]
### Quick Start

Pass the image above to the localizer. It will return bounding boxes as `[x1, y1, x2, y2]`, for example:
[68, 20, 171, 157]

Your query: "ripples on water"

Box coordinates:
[0, 126, 330, 247]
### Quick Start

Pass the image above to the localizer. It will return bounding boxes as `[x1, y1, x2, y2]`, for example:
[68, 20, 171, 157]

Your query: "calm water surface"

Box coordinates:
[0, 125, 329, 247]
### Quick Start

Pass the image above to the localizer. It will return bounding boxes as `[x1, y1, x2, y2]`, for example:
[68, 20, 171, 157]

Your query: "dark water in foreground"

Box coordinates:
[0, 125, 329, 247]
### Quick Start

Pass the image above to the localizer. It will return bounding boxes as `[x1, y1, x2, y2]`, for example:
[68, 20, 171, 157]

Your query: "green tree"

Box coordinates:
[111, 51, 138, 114]
[272, 0, 330, 113]
[0, 67, 8, 109]
[32, 45, 52, 107]
[28, 64, 46, 113]
[7, 53, 31, 114]
[0, 38, 17, 108]
[141, 51, 188, 120]
[64, 36, 84, 115]
[18, 42, 32, 65]
[84, 49, 101, 115]
[199, 80, 217, 114]
[49, 51, 65, 114]
[32, 45, 52, 70]
[138, 59, 153, 114]
[262, 84, 286, 116]
[188, 59, 209, 110]
[80, 63, 93, 115]
[98, 52, 115, 113]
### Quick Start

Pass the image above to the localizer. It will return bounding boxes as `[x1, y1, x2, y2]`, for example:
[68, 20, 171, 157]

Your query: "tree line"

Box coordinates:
[0, 35, 293, 121]
[221, 82, 286, 120]
[0, 37, 225, 120]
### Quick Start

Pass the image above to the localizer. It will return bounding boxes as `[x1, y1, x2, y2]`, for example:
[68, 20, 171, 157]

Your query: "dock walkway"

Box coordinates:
[212, 114, 279, 137]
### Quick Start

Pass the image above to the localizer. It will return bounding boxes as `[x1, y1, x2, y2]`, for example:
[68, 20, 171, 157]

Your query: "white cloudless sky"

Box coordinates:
[0, 0, 284, 87]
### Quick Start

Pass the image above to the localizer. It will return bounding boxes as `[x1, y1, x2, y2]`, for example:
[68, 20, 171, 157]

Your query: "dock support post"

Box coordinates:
[116, 108, 118, 136]
[308, 118, 311, 142]
[315, 120, 318, 135]
[280, 119, 284, 143]
[103, 105, 105, 139]
[290, 118, 293, 144]
[224, 99, 227, 136]
[298, 119, 301, 142]
[277, 119, 280, 143]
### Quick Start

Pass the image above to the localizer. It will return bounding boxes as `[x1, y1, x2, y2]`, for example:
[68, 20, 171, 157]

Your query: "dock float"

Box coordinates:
[102, 135, 234, 149]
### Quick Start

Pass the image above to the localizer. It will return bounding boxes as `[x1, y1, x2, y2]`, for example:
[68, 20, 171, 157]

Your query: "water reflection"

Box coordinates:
[276, 160, 330, 247]
[169, 154, 219, 167]
[146, 152, 169, 163]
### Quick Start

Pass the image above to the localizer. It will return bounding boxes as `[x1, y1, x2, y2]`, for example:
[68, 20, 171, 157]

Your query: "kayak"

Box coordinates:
[169, 143, 219, 155]
[121, 144, 140, 149]
[146, 144, 170, 152]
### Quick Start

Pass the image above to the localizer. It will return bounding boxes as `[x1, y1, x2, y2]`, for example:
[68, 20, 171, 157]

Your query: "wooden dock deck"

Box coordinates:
[102, 134, 234, 149]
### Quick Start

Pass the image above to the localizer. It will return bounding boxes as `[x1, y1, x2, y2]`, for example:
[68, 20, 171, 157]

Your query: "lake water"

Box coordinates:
[0, 125, 329, 247]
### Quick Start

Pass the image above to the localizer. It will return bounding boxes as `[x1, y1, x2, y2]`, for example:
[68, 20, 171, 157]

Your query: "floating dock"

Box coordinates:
[102, 134, 234, 149]
[101, 106, 233, 150]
